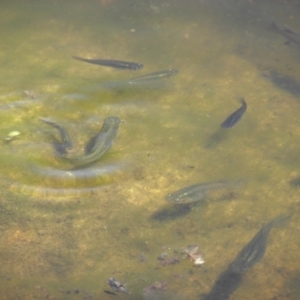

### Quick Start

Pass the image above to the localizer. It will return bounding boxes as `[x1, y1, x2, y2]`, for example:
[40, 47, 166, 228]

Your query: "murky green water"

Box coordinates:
[0, 0, 300, 299]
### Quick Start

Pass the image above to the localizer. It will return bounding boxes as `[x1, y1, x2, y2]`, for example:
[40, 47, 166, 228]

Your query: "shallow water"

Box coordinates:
[0, 0, 300, 299]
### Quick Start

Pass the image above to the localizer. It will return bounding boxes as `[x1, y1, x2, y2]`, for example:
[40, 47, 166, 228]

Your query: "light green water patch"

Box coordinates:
[0, 2, 148, 91]
[0, 112, 130, 198]
[0, 83, 179, 198]
[0, 0, 299, 299]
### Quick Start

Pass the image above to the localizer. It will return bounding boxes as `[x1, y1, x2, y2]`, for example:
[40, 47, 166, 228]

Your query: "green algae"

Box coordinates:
[0, 1, 299, 300]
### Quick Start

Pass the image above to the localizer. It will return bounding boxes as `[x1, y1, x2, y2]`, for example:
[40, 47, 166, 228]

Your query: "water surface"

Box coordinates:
[0, 0, 300, 299]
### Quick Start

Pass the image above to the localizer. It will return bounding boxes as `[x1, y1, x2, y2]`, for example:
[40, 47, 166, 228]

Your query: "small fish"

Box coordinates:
[204, 213, 291, 300]
[39, 118, 73, 154]
[221, 98, 247, 129]
[72, 56, 143, 70]
[166, 179, 241, 204]
[230, 213, 291, 273]
[128, 69, 178, 83]
[40, 116, 120, 166]
[271, 21, 300, 48]
[67, 116, 120, 166]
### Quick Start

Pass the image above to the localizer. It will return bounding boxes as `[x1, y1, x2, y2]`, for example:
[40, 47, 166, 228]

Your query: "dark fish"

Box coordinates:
[265, 70, 300, 97]
[229, 213, 291, 273]
[166, 179, 241, 204]
[40, 116, 120, 166]
[39, 118, 72, 155]
[128, 69, 178, 83]
[203, 214, 290, 300]
[84, 117, 120, 155]
[271, 21, 300, 48]
[72, 56, 143, 70]
[221, 98, 247, 129]
[68, 116, 120, 166]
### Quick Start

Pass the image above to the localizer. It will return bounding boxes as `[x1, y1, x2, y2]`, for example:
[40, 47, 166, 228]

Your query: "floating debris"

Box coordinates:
[107, 277, 128, 294]
[183, 245, 205, 266]
[4, 131, 21, 142]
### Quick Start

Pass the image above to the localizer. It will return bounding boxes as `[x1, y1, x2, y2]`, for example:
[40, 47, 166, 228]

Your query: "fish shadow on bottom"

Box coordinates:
[264, 70, 300, 98]
[201, 269, 242, 300]
[201, 214, 291, 300]
[205, 129, 229, 149]
[149, 204, 192, 222]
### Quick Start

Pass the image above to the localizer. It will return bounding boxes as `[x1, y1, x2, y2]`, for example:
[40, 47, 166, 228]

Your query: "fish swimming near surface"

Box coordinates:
[40, 116, 120, 167]
[229, 213, 291, 273]
[72, 56, 143, 70]
[128, 69, 178, 84]
[221, 98, 247, 129]
[166, 179, 243, 204]
[39, 118, 73, 155]
[203, 213, 291, 300]
[271, 21, 300, 48]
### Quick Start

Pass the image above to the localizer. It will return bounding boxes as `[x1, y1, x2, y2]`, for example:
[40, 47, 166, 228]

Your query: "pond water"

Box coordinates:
[0, 0, 300, 299]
